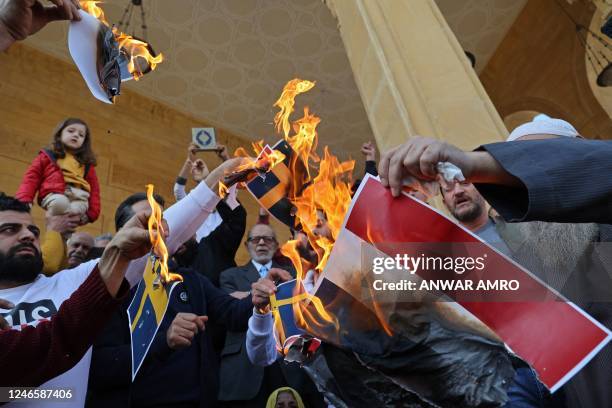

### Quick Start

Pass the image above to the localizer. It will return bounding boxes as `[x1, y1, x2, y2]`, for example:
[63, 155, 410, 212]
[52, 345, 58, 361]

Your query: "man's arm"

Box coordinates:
[246, 310, 279, 366]
[377, 136, 612, 223]
[0, 0, 81, 52]
[475, 139, 612, 223]
[244, 268, 294, 366]
[41, 213, 80, 275]
[213, 200, 247, 255]
[123, 158, 246, 286]
[204, 277, 253, 331]
[0, 266, 129, 387]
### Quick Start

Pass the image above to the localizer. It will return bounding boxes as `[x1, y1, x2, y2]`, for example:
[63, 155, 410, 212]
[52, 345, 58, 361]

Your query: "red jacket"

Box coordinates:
[16, 149, 101, 222]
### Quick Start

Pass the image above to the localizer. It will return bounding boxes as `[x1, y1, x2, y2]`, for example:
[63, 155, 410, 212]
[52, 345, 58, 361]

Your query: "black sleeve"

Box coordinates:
[88, 305, 132, 390]
[203, 277, 252, 332]
[475, 139, 612, 224]
[212, 200, 247, 256]
[364, 160, 378, 177]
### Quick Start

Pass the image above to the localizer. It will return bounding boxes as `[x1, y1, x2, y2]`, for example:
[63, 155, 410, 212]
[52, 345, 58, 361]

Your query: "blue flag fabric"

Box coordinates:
[127, 255, 179, 380]
[247, 140, 305, 228]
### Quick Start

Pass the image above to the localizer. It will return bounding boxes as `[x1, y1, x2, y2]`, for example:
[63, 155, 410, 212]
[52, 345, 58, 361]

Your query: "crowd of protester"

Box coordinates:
[1, 1, 611, 407]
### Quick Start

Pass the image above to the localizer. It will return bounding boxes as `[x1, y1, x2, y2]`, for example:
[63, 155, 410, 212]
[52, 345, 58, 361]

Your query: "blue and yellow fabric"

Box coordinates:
[128, 254, 180, 380]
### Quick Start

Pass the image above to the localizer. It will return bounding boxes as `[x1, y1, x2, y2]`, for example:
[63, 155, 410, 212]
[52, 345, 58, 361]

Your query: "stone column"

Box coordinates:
[324, 0, 508, 152]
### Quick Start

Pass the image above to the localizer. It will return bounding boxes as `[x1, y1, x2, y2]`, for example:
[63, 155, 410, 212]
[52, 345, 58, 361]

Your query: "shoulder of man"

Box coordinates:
[48, 259, 98, 292]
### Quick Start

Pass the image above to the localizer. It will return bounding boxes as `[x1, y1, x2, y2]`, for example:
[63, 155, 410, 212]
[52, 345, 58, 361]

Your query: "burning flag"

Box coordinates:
[297, 175, 611, 406]
[68, 2, 164, 103]
[246, 140, 305, 227]
[127, 185, 181, 380]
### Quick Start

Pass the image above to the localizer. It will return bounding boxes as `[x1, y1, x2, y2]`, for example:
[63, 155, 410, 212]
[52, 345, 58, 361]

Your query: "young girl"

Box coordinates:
[16, 118, 101, 224]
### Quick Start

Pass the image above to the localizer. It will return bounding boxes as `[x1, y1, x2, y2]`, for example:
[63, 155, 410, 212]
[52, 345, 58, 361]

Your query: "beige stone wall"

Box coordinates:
[324, 0, 508, 153]
[0, 44, 291, 265]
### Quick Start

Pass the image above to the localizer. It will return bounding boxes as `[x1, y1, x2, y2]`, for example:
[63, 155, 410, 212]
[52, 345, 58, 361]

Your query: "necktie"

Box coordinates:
[259, 265, 269, 279]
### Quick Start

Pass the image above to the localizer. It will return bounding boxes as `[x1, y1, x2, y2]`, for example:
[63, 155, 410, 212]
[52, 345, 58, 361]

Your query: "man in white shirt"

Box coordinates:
[0, 158, 244, 407]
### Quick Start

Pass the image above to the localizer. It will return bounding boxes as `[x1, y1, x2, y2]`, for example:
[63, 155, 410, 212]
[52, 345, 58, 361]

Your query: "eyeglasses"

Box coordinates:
[247, 236, 276, 244]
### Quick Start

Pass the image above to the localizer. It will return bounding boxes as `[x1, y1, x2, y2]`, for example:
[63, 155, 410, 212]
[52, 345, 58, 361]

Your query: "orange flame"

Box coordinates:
[80, 1, 164, 80]
[80, 1, 107, 24]
[218, 181, 229, 198]
[273, 79, 315, 138]
[114, 32, 164, 81]
[146, 184, 182, 284]
[268, 79, 356, 345]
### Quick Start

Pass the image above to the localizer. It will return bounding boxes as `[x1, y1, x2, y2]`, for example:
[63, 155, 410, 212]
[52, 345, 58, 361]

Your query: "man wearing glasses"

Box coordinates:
[218, 224, 295, 407]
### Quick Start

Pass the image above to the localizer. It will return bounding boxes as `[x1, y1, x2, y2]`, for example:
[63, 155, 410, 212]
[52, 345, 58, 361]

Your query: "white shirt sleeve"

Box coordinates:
[173, 182, 187, 202]
[124, 181, 220, 286]
[246, 309, 280, 366]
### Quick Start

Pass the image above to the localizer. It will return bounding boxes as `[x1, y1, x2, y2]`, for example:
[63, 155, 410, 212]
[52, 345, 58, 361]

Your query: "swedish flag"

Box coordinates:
[127, 255, 180, 380]
[247, 140, 305, 227]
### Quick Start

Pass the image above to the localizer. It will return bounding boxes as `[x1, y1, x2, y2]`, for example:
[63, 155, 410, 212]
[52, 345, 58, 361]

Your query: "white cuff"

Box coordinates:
[249, 308, 273, 335]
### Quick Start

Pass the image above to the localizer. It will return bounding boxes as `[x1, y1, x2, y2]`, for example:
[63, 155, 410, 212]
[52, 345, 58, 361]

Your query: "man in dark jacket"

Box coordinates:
[175, 200, 246, 287]
[87, 194, 277, 408]
[86, 264, 258, 408]
[217, 224, 293, 407]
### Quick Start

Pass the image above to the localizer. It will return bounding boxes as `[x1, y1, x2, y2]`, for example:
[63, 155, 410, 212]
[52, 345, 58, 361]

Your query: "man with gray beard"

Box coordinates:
[440, 115, 612, 408]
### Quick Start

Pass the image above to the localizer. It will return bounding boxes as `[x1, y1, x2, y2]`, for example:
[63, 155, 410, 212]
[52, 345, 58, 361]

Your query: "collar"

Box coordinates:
[251, 260, 272, 273]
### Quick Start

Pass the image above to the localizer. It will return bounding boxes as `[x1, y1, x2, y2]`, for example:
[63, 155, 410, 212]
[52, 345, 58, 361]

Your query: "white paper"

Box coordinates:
[68, 10, 112, 104]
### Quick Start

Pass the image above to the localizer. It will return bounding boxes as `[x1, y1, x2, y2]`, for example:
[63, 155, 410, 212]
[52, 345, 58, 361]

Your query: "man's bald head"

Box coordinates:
[67, 232, 94, 268]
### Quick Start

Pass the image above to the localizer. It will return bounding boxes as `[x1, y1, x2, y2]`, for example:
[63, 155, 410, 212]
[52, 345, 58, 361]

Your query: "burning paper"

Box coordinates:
[68, 2, 163, 103]
[298, 175, 611, 405]
[127, 185, 182, 380]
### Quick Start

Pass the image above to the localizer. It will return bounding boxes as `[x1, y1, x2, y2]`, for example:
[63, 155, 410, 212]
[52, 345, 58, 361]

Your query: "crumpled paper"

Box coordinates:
[402, 162, 465, 199]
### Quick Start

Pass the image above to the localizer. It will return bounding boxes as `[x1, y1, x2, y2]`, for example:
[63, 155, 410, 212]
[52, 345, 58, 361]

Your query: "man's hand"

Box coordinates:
[205, 157, 250, 193]
[251, 268, 293, 312]
[0, 298, 14, 330]
[98, 210, 168, 296]
[187, 143, 198, 163]
[378, 137, 473, 197]
[191, 159, 208, 183]
[105, 210, 169, 261]
[0, 0, 80, 50]
[216, 144, 230, 161]
[360, 141, 376, 162]
[46, 212, 80, 235]
[166, 313, 208, 349]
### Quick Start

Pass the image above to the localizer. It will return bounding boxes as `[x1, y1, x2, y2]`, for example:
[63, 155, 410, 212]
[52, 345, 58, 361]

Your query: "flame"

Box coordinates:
[80, 1, 107, 24]
[269, 79, 356, 345]
[114, 32, 164, 81]
[218, 181, 229, 198]
[80, 1, 164, 80]
[273, 79, 315, 138]
[234, 78, 388, 346]
[146, 184, 182, 284]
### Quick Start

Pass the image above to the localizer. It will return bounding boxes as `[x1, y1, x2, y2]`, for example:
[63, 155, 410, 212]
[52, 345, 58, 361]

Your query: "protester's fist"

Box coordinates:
[106, 210, 167, 260]
[0, 298, 14, 330]
[378, 136, 472, 197]
[191, 159, 209, 182]
[166, 313, 208, 349]
[360, 141, 376, 162]
[216, 144, 230, 161]
[251, 268, 293, 312]
[0, 0, 80, 46]
[46, 212, 80, 235]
